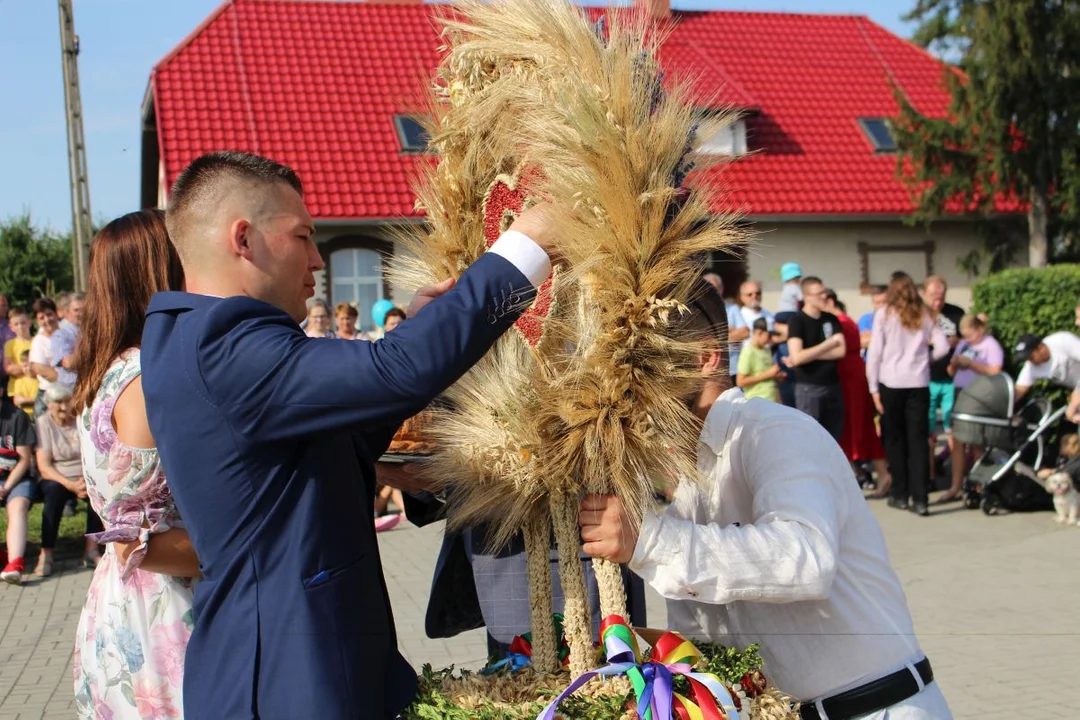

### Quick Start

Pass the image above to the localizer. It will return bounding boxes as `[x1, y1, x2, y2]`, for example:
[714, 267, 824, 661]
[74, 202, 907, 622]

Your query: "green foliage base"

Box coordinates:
[403, 642, 763, 720]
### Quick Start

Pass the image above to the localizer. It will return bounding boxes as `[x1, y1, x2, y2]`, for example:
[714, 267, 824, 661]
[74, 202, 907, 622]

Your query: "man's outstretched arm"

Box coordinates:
[197, 226, 553, 442]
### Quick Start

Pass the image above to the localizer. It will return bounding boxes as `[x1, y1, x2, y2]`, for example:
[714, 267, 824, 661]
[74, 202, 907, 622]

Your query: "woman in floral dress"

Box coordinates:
[71, 209, 195, 719]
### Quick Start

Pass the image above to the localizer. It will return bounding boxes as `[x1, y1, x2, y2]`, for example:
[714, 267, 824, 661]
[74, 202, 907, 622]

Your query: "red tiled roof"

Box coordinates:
[150, 0, 962, 219]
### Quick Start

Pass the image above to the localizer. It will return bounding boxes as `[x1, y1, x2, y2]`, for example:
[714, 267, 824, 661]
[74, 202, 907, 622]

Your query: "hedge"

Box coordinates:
[971, 264, 1080, 376]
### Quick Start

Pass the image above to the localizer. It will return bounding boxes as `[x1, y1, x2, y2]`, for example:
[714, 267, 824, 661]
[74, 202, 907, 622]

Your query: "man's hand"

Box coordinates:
[579, 494, 639, 565]
[407, 277, 457, 318]
[765, 364, 783, 380]
[509, 202, 560, 260]
[375, 462, 437, 496]
[872, 392, 885, 416]
[1067, 389, 1080, 423]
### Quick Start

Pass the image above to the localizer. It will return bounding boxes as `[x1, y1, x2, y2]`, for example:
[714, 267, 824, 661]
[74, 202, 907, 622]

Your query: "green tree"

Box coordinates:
[893, 0, 1080, 269]
[0, 215, 74, 309]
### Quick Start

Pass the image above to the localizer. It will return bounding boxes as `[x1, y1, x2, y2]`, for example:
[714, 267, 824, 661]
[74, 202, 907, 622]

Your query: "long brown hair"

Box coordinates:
[72, 209, 184, 414]
[886, 271, 927, 331]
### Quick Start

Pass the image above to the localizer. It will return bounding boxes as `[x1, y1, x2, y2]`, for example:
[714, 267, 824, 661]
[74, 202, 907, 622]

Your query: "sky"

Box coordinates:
[0, 0, 916, 233]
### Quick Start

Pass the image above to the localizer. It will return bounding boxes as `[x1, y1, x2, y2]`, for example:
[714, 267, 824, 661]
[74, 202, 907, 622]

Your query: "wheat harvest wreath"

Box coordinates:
[386, 1, 800, 717]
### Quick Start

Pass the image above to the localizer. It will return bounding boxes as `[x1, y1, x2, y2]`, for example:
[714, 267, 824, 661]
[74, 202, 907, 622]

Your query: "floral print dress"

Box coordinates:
[73, 349, 195, 720]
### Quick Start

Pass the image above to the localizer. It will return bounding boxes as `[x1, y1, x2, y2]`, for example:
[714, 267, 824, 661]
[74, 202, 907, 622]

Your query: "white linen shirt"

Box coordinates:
[630, 390, 929, 703]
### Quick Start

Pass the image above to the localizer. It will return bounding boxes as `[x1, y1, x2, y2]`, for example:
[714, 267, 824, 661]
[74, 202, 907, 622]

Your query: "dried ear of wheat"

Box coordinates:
[387, 0, 747, 678]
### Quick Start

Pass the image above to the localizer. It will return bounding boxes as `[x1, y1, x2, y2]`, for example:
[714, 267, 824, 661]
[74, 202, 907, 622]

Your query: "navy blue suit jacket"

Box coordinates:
[141, 253, 534, 719]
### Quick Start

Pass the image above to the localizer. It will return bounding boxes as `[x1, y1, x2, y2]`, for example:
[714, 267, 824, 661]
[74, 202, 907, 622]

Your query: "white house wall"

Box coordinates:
[315, 219, 986, 321]
[744, 220, 983, 319]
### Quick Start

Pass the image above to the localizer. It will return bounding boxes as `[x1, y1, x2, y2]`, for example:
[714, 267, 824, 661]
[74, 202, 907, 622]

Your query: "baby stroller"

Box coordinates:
[951, 374, 1061, 515]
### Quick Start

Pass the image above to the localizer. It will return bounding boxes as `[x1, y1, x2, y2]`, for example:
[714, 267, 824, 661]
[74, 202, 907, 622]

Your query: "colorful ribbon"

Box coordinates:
[537, 615, 742, 720]
[481, 613, 571, 675]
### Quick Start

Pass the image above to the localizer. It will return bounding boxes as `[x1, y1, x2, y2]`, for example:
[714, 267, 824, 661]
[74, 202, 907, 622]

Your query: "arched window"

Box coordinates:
[330, 247, 385, 332]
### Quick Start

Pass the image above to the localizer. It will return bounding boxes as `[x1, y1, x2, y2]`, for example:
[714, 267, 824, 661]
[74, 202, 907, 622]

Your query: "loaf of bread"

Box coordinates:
[385, 410, 436, 455]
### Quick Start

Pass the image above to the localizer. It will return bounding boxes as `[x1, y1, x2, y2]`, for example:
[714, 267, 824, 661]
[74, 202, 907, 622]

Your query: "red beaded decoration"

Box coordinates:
[481, 170, 554, 348]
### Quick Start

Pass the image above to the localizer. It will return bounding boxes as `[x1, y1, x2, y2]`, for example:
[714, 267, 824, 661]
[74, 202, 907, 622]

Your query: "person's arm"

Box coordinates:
[29, 336, 57, 382]
[582, 414, 848, 604]
[928, 317, 950, 362]
[727, 307, 749, 344]
[817, 331, 846, 361]
[3, 343, 24, 377]
[1014, 361, 1035, 400]
[865, 309, 886, 395]
[195, 233, 552, 443]
[109, 376, 202, 578]
[786, 333, 842, 366]
[728, 326, 750, 343]
[34, 436, 84, 493]
[114, 528, 200, 579]
[736, 352, 778, 389]
[964, 342, 1003, 377]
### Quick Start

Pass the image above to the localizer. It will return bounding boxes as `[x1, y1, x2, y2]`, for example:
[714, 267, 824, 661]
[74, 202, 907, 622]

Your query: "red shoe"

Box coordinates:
[1, 557, 25, 585]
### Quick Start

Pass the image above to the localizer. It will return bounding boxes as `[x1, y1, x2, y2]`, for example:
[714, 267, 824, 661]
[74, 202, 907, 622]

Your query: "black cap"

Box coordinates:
[1014, 334, 1042, 363]
[752, 317, 771, 333]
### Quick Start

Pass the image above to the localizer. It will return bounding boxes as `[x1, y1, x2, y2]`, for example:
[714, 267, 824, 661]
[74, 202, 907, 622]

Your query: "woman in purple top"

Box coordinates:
[941, 314, 1004, 502]
[865, 272, 949, 516]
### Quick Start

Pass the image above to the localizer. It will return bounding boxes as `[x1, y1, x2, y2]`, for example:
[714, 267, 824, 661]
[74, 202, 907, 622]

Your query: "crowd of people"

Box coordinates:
[0, 150, 985, 719]
[1, 292, 103, 583]
[713, 266, 1008, 517]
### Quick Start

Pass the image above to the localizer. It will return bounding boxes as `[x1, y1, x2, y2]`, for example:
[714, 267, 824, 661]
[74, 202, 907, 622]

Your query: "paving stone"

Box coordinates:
[2, 498, 1077, 718]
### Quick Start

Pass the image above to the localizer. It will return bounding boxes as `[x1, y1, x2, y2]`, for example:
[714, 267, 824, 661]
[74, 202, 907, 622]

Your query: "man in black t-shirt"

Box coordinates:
[783, 276, 846, 441]
[922, 276, 964, 480]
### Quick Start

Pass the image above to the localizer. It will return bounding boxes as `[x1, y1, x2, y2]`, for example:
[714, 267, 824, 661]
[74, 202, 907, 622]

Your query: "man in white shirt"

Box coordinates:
[1013, 332, 1080, 421]
[578, 288, 951, 719]
[738, 280, 774, 331]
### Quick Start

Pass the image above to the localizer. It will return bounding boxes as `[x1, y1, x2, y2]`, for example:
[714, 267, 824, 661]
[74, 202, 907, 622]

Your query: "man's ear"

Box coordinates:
[229, 218, 254, 260]
[699, 348, 724, 376]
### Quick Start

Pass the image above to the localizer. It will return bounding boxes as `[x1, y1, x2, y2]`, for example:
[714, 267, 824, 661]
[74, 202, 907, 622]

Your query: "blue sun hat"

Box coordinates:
[780, 262, 803, 283]
[371, 298, 397, 328]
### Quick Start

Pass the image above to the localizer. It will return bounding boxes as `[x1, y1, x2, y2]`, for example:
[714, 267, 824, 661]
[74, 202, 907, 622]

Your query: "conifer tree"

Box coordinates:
[894, 0, 1080, 267]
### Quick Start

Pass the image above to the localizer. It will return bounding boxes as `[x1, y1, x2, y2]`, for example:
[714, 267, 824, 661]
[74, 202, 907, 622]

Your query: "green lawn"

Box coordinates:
[0, 500, 93, 562]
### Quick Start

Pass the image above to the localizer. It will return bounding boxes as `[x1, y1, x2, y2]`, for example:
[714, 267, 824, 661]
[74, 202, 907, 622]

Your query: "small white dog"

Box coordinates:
[1045, 472, 1080, 526]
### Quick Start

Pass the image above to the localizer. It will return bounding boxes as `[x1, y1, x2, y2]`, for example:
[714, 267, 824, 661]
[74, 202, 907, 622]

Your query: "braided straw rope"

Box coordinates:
[594, 557, 629, 622]
[522, 509, 558, 673]
[550, 490, 593, 679]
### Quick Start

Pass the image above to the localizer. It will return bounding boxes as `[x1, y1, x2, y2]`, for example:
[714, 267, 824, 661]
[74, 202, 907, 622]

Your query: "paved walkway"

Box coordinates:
[2, 497, 1078, 719]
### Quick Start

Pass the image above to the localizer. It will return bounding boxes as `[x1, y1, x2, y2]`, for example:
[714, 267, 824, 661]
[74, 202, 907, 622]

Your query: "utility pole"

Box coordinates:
[58, 0, 92, 291]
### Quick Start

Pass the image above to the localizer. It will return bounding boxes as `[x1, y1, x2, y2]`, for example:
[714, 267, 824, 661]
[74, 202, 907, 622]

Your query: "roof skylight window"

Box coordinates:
[858, 118, 897, 152]
[394, 115, 429, 153]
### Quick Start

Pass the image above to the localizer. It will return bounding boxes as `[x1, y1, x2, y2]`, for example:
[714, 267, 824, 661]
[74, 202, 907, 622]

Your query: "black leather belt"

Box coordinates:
[800, 657, 933, 720]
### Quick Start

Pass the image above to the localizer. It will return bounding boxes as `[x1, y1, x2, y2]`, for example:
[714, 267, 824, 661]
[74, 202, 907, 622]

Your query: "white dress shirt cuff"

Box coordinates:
[487, 230, 551, 289]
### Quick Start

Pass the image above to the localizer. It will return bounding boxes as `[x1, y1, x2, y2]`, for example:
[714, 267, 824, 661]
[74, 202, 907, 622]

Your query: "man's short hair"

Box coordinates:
[384, 308, 407, 322]
[7, 308, 27, 320]
[800, 275, 823, 291]
[56, 291, 72, 312]
[69, 292, 85, 303]
[32, 297, 57, 316]
[334, 302, 358, 319]
[166, 151, 304, 263]
[869, 284, 887, 296]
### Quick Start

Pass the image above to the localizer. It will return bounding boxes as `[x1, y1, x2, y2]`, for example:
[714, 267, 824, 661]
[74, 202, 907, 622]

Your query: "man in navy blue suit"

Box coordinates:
[141, 151, 555, 719]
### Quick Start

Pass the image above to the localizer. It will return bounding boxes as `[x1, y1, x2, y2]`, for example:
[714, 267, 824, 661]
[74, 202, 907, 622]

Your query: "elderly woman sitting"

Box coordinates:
[34, 385, 103, 576]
